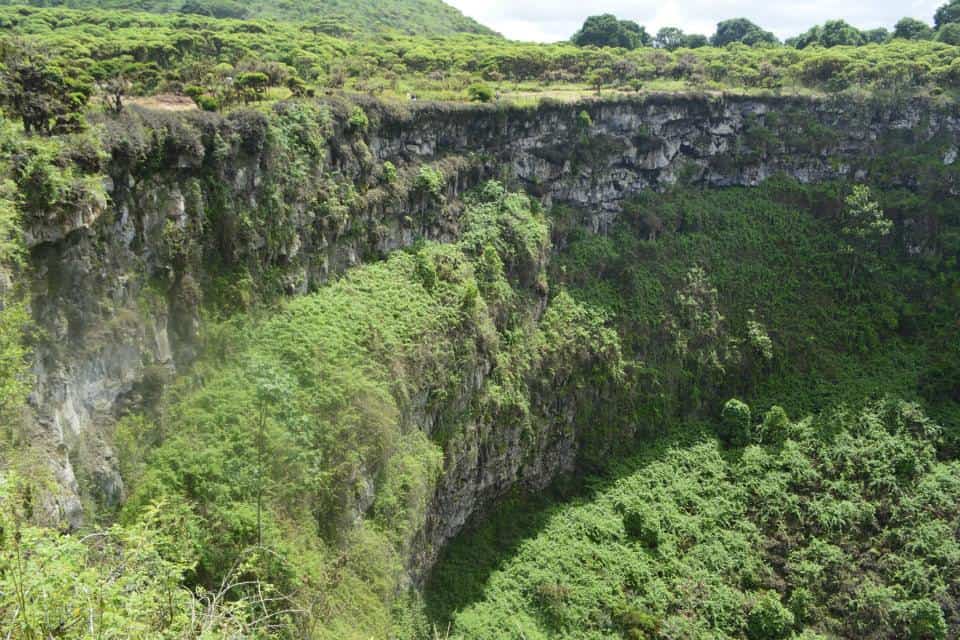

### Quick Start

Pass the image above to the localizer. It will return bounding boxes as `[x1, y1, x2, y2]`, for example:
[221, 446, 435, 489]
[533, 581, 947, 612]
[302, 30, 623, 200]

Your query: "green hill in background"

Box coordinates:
[0, 0, 497, 36]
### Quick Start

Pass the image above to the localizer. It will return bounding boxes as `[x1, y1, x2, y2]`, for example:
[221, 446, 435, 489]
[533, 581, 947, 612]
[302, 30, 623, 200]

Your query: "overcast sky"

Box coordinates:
[446, 0, 945, 42]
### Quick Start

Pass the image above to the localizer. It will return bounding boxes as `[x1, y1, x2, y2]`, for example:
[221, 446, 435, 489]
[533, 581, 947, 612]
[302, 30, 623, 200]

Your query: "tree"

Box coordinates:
[655, 27, 686, 51]
[235, 71, 269, 103]
[684, 34, 710, 48]
[840, 185, 892, 288]
[669, 266, 732, 407]
[863, 27, 891, 44]
[588, 67, 614, 94]
[572, 14, 651, 50]
[611, 58, 639, 84]
[622, 506, 660, 547]
[936, 22, 960, 44]
[0, 174, 27, 432]
[842, 185, 892, 244]
[789, 26, 823, 49]
[747, 592, 795, 640]
[285, 75, 309, 97]
[0, 41, 91, 135]
[654, 29, 710, 50]
[711, 18, 778, 46]
[820, 20, 866, 47]
[720, 398, 752, 447]
[893, 17, 934, 40]
[759, 406, 790, 444]
[934, 0, 960, 29]
[103, 75, 132, 114]
[92, 56, 146, 114]
[795, 20, 867, 48]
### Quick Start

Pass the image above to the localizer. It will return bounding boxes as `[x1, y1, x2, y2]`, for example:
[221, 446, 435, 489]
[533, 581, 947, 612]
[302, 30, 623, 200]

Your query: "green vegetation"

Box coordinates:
[0, 1, 958, 638]
[0, 107, 957, 636]
[574, 1, 960, 51]
[548, 179, 959, 423]
[3, 2, 960, 115]
[711, 18, 778, 46]
[429, 399, 959, 639]
[0, 120, 27, 436]
[894, 18, 934, 41]
[0, 0, 495, 36]
[467, 83, 494, 103]
[0, 486, 267, 637]
[937, 0, 960, 29]
[425, 177, 960, 637]
[654, 27, 708, 51]
[572, 14, 653, 50]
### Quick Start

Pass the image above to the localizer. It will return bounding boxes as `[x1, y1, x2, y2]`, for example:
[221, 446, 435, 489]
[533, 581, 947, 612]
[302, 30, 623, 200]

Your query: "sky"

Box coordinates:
[445, 0, 946, 42]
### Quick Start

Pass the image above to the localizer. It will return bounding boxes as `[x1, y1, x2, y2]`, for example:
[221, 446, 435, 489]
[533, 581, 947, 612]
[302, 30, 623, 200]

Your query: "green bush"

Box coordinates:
[902, 599, 947, 640]
[759, 405, 790, 443]
[747, 591, 795, 640]
[183, 84, 205, 99]
[720, 398, 752, 446]
[235, 71, 270, 102]
[348, 106, 370, 133]
[467, 83, 494, 102]
[382, 160, 398, 184]
[107, 183, 572, 638]
[614, 603, 661, 639]
[577, 109, 594, 129]
[414, 165, 445, 199]
[4, 5, 960, 106]
[194, 94, 219, 111]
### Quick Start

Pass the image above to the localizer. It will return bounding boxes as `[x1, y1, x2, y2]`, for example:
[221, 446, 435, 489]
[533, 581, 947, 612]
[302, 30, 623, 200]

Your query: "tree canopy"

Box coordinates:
[935, 0, 960, 29]
[712, 18, 779, 46]
[894, 17, 934, 40]
[572, 14, 652, 49]
[655, 26, 709, 50]
[790, 20, 877, 48]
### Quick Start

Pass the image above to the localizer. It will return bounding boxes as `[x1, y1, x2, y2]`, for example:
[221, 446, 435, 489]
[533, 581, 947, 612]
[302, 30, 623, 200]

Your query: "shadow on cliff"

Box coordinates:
[423, 486, 564, 626]
[422, 424, 708, 627]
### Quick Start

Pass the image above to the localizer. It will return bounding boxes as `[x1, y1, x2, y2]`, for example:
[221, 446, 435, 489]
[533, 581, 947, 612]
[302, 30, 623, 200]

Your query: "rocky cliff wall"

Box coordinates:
[23, 93, 960, 551]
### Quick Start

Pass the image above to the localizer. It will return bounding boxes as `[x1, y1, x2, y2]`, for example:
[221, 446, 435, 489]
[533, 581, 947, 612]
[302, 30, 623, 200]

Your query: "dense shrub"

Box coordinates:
[747, 592, 795, 640]
[194, 94, 219, 111]
[348, 106, 369, 133]
[467, 83, 494, 102]
[430, 400, 960, 639]
[78, 182, 618, 638]
[425, 177, 960, 638]
[721, 398, 752, 446]
[414, 165, 445, 199]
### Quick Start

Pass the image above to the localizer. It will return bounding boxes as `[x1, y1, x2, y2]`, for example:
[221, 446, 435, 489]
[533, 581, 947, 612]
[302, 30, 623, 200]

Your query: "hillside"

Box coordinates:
[0, 0, 497, 35]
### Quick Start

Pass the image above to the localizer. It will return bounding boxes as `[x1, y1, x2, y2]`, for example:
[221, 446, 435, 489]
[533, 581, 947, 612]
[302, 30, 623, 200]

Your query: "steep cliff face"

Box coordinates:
[24, 94, 960, 552]
[374, 94, 959, 225]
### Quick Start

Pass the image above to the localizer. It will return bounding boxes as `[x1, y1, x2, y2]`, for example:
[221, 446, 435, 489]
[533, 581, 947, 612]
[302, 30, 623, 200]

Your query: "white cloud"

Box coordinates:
[447, 0, 945, 42]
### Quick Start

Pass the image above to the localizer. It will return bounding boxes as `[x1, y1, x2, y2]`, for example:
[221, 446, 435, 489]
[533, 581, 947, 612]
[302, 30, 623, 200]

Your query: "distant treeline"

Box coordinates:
[572, 1, 960, 51]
